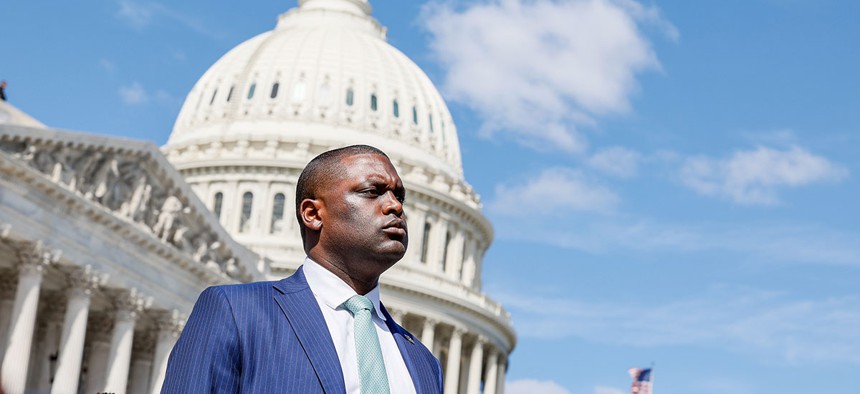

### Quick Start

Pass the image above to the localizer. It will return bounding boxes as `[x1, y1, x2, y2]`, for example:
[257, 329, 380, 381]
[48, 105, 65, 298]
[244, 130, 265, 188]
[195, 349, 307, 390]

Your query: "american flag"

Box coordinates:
[628, 367, 653, 394]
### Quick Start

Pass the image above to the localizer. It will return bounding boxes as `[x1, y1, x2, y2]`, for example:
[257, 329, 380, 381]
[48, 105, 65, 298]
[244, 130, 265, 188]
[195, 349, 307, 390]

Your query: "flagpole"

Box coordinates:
[650, 362, 655, 394]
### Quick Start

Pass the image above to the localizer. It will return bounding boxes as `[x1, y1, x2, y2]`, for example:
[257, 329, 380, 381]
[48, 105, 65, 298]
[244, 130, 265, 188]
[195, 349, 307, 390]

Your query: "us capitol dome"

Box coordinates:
[0, 0, 514, 393]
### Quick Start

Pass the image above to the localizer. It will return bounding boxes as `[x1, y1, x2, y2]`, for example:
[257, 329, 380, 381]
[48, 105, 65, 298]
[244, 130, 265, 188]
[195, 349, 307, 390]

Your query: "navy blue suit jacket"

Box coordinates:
[161, 267, 443, 393]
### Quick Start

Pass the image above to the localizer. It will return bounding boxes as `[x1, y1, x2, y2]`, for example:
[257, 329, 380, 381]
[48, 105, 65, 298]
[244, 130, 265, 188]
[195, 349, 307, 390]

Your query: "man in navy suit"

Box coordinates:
[162, 145, 443, 393]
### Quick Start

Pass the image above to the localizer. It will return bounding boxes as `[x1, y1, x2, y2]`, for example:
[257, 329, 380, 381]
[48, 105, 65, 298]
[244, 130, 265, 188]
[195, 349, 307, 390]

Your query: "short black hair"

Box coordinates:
[295, 145, 389, 240]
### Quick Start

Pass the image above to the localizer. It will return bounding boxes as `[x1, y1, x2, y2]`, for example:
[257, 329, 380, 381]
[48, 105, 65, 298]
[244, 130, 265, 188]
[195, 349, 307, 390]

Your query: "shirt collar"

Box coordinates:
[303, 257, 387, 321]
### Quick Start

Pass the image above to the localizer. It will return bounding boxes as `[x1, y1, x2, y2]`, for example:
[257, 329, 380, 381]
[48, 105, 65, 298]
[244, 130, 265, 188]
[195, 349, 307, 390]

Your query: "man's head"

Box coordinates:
[0, 81, 6, 88]
[295, 145, 408, 289]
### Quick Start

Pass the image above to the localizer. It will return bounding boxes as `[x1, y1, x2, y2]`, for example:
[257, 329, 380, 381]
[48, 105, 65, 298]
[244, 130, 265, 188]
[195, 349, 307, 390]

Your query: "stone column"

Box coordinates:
[83, 313, 113, 394]
[483, 348, 499, 394]
[388, 308, 406, 326]
[1, 242, 54, 394]
[0, 273, 17, 363]
[496, 356, 507, 394]
[446, 228, 465, 280]
[102, 289, 149, 394]
[36, 295, 65, 392]
[444, 327, 465, 394]
[420, 318, 437, 356]
[461, 239, 477, 286]
[466, 336, 485, 394]
[149, 310, 184, 394]
[405, 208, 426, 263]
[52, 265, 104, 394]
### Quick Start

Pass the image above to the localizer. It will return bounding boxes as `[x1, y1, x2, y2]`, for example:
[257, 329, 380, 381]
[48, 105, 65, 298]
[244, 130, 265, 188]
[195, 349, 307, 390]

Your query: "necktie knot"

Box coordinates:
[343, 295, 373, 315]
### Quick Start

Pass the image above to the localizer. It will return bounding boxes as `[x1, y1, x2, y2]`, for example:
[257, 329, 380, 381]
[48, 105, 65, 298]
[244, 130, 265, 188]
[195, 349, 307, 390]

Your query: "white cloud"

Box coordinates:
[487, 168, 619, 216]
[495, 285, 860, 364]
[494, 215, 860, 267]
[119, 82, 149, 105]
[422, 0, 672, 152]
[117, 0, 154, 29]
[587, 146, 641, 178]
[115, 0, 219, 38]
[507, 379, 571, 394]
[680, 145, 848, 205]
[99, 58, 117, 74]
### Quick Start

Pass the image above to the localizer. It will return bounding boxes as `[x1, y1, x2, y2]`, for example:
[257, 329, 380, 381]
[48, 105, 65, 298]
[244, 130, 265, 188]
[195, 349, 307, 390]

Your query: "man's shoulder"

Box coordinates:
[201, 280, 281, 300]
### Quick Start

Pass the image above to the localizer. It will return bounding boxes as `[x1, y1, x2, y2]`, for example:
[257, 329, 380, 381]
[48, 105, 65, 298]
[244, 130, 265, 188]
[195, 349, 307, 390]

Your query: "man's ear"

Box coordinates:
[300, 198, 324, 231]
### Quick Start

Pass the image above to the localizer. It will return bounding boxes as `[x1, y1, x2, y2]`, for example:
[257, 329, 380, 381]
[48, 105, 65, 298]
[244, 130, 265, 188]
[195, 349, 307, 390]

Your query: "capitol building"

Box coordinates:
[0, 0, 516, 393]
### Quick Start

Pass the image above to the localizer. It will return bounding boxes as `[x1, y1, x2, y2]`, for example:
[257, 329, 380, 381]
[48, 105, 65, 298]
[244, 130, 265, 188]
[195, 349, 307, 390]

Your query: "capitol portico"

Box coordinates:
[0, 0, 516, 393]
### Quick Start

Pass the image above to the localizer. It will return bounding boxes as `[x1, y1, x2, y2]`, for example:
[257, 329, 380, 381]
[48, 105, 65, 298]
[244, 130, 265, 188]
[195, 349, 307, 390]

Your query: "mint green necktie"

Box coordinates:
[343, 295, 391, 394]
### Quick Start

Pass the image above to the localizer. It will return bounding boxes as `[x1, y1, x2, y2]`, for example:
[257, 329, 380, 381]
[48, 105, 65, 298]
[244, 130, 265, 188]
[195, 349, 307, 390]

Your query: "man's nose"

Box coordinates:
[382, 191, 403, 215]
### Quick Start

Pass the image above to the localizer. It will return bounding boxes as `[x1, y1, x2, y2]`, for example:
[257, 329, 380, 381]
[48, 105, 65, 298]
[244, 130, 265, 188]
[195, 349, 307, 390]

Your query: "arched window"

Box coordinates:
[270, 82, 280, 99]
[412, 106, 418, 125]
[392, 100, 399, 118]
[370, 94, 378, 111]
[247, 83, 256, 99]
[226, 85, 235, 102]
[319, 83, 331, 104]
[292, 81, 306, 103]
[345, 88, 354, 106]
[442, 231, 451, 272]
[421, 221, 432, 263]
[209, 89, 218, 105]
[213, 192, 223, 220]
[240, 192, 253, 233]
[429, 114, 434, 133]
[271, 193, 286, 234]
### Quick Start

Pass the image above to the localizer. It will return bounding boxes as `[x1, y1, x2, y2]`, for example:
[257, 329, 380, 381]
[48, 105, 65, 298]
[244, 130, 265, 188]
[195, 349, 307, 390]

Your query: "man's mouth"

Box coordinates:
[382, 220, 407, 236]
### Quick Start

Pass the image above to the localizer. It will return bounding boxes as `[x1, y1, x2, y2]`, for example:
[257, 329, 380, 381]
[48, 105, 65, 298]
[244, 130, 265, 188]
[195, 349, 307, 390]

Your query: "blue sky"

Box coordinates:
[3, 1, 858, 393]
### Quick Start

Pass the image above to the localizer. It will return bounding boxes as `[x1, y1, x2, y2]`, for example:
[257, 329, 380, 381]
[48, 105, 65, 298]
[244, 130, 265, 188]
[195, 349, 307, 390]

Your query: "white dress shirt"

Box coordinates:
[302, 258, 417, 394]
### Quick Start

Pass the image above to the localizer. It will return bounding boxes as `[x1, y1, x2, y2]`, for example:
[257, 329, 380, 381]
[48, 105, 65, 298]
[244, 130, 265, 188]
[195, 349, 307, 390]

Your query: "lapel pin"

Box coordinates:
[405, 335, 415, 344]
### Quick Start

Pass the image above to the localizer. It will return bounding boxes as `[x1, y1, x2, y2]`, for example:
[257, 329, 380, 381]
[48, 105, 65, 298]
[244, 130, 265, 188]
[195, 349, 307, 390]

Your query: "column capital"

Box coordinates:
[154, 309, 186, 337]
[451, 325, 467, 337]
[388, 308, 406, 323]
[111, 288, 152, 322]
[17, 240, 59, 275]
[422, 317, 439, 328]
[473, 334, 487, 346]
[67, 264, 107, 297]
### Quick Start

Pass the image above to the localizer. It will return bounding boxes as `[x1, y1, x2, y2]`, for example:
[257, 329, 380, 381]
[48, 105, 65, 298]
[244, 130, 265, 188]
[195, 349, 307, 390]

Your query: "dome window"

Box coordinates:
[429, 114, 434, 133]
[421, 221, 432, 263]
[226, 86, 235, 102]
[247, 83, 256, 100]
[292, 81, 306, 103]
[370, 94, 378, 112]
[412, 106, 419, 125]
[442, 231, 451, 272]
[213, 192, 223, 220]
[346, 88, 354, 106]
[209, 89, 218, 106]
[393, 100, 400, 118]
[240, 192, 253, 233]
[271, 193, 286, 234]
[270, 83, 280, 99]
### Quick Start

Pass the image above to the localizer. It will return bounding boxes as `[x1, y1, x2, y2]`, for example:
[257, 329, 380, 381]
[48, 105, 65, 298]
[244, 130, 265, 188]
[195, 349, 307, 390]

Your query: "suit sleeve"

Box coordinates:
[161, 286, 241, 393]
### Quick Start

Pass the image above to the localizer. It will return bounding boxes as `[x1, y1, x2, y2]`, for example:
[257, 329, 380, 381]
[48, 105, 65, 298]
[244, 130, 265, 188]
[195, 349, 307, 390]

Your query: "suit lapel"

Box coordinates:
[273, 268, 346, 394]
[381, 303, 432, 394]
